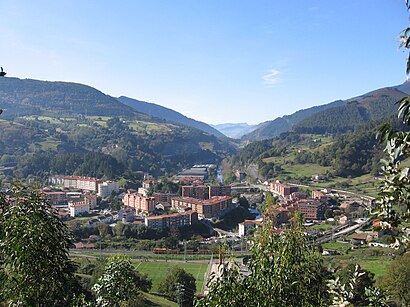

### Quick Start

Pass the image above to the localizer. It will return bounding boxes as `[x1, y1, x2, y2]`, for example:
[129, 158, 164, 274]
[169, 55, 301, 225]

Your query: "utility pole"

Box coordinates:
[184, 239, 187, 262]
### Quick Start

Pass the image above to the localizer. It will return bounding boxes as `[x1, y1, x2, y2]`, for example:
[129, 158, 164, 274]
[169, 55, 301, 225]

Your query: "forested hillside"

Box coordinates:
[229, 116, 409, 185]
[242, 82, 410, 141]
[294, 87, 406, 134]
[0, 78, 236, 181]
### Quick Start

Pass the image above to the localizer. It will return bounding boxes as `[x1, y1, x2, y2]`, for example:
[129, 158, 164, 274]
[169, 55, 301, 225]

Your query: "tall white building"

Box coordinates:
[98, 181, 119, 198]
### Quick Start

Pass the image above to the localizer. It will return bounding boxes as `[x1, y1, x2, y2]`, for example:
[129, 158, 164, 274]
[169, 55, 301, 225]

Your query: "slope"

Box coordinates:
[294, 86, 407, 134]
[0, 77, 150, 120]
[242, 100, 346, 141]
[242, 81, 410, 141]
[118, 96, 225, 138]
[0, 77, 237, 179]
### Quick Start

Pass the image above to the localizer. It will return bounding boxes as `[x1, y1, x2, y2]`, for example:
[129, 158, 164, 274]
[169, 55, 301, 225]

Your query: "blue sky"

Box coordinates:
[0, 1, 408, 124]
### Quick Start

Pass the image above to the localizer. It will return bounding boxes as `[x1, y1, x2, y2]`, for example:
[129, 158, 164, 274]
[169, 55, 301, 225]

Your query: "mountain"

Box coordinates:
[242, 100, 346, 141]
[242, 81, 410, 141]
[293, 86, 408, 134]
[0, 77, 150, 120]
[211, 123, 257, 139]
[117, 96, 225, 138]
[0, 77, 236, 179]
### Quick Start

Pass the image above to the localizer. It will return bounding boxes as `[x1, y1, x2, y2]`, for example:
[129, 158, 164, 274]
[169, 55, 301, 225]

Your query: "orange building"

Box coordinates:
[122, 191, 156, 213]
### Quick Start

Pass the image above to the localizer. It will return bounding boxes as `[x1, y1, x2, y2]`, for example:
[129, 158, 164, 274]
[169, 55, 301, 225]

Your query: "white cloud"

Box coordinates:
[262, 69, 281, 87]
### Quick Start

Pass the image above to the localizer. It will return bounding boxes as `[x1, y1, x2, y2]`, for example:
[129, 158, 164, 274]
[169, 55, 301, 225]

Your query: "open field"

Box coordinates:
[280, 163, 332, 178]
[324, 246, 395, 279]
[133, 261, 208, 293]
[143, 292, 178, 306]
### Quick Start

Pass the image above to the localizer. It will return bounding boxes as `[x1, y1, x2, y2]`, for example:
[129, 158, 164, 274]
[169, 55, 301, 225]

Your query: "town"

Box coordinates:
[37, 163, 403, 287]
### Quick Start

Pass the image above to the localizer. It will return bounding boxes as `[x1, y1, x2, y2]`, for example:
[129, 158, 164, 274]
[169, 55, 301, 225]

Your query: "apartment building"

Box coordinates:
[144, 210, 198, 230]
[181, 184, 231, 200]
[296, 200, 327, 220]
[122, 191, 156, 213]
[98, 181, 119, 198]
[270, 181, 298, 198]
[171, 196, 232, 218]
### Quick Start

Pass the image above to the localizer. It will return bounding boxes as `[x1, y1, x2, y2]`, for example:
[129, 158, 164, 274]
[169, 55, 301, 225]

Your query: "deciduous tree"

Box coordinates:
[0, 184, 80, 305]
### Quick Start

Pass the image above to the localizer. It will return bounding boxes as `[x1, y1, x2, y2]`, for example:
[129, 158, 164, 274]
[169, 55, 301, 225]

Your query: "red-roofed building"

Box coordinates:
[122, 191, 156, 213]
[238, 220, 262, 237]
[68, 201, 90, 217]
[270, 181, 298, 198]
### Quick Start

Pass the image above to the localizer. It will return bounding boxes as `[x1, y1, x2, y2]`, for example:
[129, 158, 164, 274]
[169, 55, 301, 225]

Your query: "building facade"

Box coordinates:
[144, 210, 198, 230]
[122, 191, 156, 213]
[171, 196, 232, 218]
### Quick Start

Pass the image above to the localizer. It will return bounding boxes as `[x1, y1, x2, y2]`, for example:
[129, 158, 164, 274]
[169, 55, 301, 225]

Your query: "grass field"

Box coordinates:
[133, 261, 208, 293]
[143, 292, 178, 306]
[324, 247, 395, 280]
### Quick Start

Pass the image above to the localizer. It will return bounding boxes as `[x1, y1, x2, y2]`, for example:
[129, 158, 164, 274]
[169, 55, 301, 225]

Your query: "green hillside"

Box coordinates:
[0, 78, 237, 181]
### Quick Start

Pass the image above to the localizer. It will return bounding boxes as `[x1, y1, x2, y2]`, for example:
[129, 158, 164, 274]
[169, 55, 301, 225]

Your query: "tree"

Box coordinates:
[92, 255, 152, 306]
[158, 266, 196, 306]
[378, 252, 410, 306]
[376, 1, 410, 230]
[196, 216, 330, 306]
[0, 184, 80, 305]
[335, 264, 375, 306]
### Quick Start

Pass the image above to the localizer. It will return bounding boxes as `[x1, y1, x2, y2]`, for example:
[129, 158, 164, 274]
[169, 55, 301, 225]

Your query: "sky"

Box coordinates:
[0, 1, 408, 125]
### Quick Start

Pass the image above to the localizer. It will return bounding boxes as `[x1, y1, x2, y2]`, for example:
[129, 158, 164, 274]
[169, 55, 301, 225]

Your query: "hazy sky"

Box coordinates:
[0, 1, 408, 124]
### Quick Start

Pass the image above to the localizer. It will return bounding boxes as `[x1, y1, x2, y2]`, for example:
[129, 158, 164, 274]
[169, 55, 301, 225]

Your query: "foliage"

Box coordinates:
[375, 2, 410, 230]
[197, 217, 330, 306]
[92, 255, 151, 306]
[158, 266, 196, 306]
[328, 264, 388, 307]
[0, 184, 80, 305]
[378, 252, 410, 306]
[334, 264, 375, 306]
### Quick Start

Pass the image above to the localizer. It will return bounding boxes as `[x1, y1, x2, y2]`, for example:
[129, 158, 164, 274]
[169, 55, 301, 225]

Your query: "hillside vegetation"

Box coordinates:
[0, 78, 236, 181]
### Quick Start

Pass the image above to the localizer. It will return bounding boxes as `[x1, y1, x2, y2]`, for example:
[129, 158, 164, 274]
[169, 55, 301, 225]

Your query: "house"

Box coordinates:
[311, 190, 328, 201]
[68, 201, 90, 217]
[351, 233, 369, 245]
[118, 207, 135, 222]
[238, 220, 262, 237]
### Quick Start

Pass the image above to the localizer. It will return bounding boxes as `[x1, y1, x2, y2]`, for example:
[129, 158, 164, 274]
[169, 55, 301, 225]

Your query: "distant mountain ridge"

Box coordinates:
[117, 96, 225, 138]
[211, 123, 257, 139]
[293, 86, 409, 134]
[242, 81, 410, 141]
[0, 77, 149, 120]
